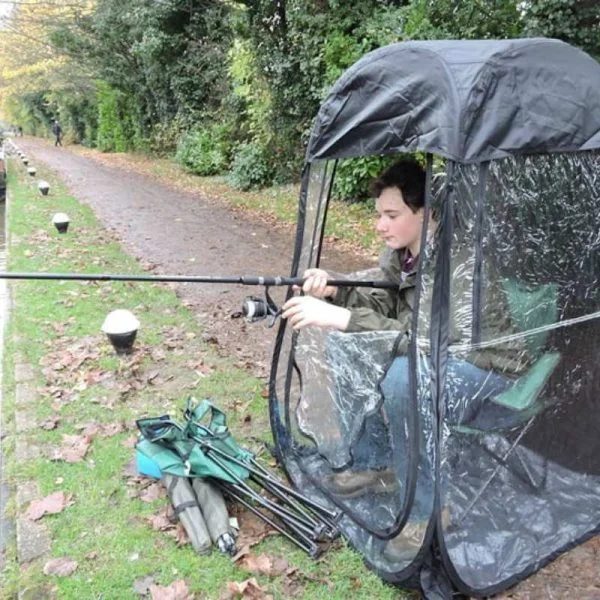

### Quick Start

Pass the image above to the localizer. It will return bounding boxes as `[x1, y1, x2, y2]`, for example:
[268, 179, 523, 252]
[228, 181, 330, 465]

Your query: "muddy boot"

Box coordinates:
[163, 474, 212, 554]
[383, 508, 452, 563]
[383, 521, 427, 563]
[192, 478, 236, 556]
[324, 468, 398, 498]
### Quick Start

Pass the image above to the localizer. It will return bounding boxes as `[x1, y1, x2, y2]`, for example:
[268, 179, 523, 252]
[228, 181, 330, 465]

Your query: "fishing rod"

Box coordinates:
[0, 271, 397, 327]
[0, 271, 397, 289]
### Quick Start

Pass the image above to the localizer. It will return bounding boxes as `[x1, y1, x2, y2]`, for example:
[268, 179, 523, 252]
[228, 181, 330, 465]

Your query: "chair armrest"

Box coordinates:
[492, 352, 561, 411]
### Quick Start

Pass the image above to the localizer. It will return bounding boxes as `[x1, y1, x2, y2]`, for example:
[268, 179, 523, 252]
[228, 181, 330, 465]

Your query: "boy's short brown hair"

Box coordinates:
[370, 158, 426, 213]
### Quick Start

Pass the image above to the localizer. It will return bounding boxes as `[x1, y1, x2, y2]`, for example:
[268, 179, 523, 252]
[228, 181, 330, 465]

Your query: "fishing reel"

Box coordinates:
[241, 287, 281, 327]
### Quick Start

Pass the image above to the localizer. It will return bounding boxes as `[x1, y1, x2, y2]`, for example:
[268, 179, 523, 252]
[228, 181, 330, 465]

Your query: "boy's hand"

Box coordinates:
[282, 296, 350, 331]
[297, 268, 338, 299]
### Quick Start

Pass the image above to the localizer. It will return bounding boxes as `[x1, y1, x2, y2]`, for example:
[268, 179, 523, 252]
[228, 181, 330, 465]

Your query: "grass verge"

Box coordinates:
[0, 156, 403, 599]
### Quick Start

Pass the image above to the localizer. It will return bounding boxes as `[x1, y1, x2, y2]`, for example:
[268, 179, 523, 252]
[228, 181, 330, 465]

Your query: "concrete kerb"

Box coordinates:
[1, 164, 53, 598]
[12, 359, 51, 581]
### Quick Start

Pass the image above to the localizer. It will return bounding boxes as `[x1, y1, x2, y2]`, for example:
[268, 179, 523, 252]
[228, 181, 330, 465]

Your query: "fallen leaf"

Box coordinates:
[175, 522, 190, 546]
[122, 458, 140, 479]
[238, 553, 289, 577]
[78, 422, 102, 437]
[43, 557, 78, 577]
[122, 435, 138, 449]
[133, 575, 156, 595]
[51, 322, 66, 334]
[223, 578, 273, 600]
[146, 369, 160, 382]
[27, 491, 71, 521]
[233, 507, 277, 550]
[51, 434, 92, 463]
[149, 579, 192, 600]
[139, 482, 165, 503]
[146, 508, 175, 532]
[40, 416, 60, 430]
[281, 571, 304, 598]
[151, 348, 167, 361]
[99, 422, 125, 437]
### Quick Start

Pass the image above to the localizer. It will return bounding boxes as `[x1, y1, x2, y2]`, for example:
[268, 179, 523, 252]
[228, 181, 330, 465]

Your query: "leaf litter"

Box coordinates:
[148, 579, 193, 600]
[49, 433, 92, 463]
[43, 557, 78, 577]
[26, 491, 72, 521]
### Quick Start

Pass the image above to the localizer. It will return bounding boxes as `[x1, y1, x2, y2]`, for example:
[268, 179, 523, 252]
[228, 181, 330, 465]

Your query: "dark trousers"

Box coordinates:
[351, 355, 514, 470]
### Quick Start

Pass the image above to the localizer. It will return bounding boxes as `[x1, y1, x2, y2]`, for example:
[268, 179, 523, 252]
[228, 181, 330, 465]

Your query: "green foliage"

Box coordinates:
[228, 38, 273, 147]
[322, 31, 367, 89]
[522, 0, 600, 60]
[228, 142, 274, 190]
[175, 123, 232, 176]
[96, 83, 129, 152]
[8, 0, 600, 200]
[398, 0, 523, 40]
[333, 155, 397, 202]
[5, 92, 51, 137]
[49, 0, 233, 151]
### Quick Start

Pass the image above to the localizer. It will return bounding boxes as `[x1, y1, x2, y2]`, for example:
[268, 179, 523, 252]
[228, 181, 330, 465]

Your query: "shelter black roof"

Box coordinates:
[306, 39, 600, 163]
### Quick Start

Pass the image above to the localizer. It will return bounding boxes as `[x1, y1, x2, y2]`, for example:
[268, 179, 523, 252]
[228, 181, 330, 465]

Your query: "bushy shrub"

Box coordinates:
[96, 83, 128, 152]
[333, 155, 397, 203]
[227, 142, 274, 190]
[175, 123, 231, 176]
[146, 121, 183, 156]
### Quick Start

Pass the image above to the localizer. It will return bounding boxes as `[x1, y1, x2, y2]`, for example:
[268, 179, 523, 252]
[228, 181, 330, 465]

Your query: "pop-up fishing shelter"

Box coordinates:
[269, 39, 600, 597]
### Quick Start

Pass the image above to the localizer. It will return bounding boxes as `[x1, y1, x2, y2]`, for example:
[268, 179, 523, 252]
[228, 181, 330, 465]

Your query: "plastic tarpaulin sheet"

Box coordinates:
[270, 152, 600, 595]
[439, 154, 600, 594]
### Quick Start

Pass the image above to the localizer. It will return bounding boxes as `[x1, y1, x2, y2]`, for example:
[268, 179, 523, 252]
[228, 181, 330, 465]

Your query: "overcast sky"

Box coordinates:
[0, 1, 14, 20]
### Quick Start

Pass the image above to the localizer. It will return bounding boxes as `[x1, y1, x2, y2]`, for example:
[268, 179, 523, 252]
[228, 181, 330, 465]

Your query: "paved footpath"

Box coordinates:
[15, 138, 370, 374]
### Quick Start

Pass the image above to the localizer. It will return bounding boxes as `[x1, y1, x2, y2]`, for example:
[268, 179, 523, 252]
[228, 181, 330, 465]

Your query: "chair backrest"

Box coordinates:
[502, 279, 559, 356]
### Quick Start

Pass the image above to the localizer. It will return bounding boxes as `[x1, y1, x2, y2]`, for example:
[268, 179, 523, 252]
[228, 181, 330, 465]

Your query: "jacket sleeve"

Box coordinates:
[330, 283, 412, 333]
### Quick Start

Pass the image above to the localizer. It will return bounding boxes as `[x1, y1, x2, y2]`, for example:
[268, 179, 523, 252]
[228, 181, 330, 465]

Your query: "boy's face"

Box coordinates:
[375, 186, 423, 251]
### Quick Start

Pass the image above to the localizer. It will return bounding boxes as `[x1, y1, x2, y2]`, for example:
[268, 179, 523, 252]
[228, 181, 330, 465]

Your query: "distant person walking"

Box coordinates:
[52, 120, 62, 147]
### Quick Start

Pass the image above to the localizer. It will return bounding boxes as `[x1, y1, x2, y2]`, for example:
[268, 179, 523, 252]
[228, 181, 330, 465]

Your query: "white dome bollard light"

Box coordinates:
[101, 310, 140, 355]
[52, 213, 70, 233]
[38, 180, 50, 196]
[22, 156, 28, 165]
[27, 166, 36, 177]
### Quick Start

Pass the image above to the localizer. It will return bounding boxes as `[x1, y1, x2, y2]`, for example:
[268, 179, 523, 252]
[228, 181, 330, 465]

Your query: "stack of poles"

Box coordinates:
[177, 420, 341, 557]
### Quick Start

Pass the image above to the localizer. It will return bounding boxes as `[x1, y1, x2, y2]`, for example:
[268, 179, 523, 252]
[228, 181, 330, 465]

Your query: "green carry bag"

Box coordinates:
[163, 474, 212, 555]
